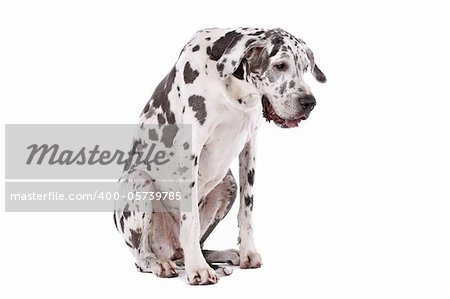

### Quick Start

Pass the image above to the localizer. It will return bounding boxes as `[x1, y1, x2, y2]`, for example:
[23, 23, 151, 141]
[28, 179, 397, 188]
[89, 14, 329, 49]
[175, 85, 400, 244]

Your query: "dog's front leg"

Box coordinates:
[238, 140, 262, 268]
[180, 151, 218, 285]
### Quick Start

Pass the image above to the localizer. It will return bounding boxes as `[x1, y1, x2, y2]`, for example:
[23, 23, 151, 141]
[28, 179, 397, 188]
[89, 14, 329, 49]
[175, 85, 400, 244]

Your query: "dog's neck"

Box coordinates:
[221, 75, 262, 112]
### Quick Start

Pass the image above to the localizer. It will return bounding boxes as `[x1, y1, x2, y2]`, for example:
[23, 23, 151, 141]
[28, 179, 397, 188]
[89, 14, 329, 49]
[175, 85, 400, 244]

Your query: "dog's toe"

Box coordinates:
[153, 260, 178, 278]
[240, 251, 262, 269]
[186, 265, 218, 285]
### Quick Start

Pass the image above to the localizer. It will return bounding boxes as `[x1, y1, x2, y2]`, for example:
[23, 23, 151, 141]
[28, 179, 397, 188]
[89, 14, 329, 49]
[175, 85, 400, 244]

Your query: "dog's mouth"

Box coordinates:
[261, 95, 307, 128]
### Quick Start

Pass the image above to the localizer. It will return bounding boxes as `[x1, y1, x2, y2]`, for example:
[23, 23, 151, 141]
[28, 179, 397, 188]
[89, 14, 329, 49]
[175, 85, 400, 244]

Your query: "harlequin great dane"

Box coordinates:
[113, 27, 326, 285]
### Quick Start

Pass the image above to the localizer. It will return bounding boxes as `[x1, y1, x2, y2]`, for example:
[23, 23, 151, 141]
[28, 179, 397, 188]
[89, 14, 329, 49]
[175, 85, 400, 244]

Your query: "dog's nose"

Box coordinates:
[299, 95, 316, 111]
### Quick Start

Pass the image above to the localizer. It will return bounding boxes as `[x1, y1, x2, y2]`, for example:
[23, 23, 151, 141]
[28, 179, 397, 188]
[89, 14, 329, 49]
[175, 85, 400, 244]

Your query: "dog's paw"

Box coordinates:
[152, 260, 178, 278]
[240, 251, 262, 269]
[186, 265, 218, 285]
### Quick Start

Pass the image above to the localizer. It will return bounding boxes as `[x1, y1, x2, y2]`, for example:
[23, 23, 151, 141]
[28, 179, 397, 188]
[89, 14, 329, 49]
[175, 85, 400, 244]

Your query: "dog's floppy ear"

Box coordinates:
[211, 32, 266, 80]
[305, 47, 327, 83]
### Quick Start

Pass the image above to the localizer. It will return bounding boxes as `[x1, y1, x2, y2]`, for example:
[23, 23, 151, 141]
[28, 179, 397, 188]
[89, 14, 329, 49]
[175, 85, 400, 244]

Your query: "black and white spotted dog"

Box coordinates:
[113, 27, 326, 285]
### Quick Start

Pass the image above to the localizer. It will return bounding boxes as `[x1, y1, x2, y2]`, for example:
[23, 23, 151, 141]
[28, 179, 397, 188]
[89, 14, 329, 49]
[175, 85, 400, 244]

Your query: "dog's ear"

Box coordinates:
[305, 47, 327, 83]
[213, 33, 266, 80]
[245, 46, 271, 74]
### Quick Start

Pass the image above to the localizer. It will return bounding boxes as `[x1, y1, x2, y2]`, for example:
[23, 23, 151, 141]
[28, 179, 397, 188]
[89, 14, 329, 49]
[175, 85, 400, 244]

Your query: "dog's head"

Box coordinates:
[215, 28, 326, 128]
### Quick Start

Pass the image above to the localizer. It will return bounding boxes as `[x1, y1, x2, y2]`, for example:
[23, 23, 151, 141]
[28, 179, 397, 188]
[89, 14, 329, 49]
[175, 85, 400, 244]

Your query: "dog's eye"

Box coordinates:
[274, 63, 287, 71]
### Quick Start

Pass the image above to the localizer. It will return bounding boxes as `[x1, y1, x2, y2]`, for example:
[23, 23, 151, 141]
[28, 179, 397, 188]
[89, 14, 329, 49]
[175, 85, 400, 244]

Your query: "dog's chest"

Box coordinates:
[197, 109, 259, 196]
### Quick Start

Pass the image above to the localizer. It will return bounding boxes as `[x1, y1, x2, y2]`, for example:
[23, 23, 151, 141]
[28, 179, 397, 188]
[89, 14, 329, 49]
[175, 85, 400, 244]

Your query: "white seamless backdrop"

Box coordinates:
[0, 1, 449, 298]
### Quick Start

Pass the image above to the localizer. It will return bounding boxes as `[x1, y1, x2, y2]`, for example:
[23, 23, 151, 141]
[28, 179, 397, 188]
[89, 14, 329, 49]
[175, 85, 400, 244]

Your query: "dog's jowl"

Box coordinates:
[113, 27, 326, 285]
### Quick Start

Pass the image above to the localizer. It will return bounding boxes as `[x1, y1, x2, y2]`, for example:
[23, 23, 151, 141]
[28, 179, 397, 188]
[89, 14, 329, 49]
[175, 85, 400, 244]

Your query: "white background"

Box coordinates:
[1, 0, 449, 298]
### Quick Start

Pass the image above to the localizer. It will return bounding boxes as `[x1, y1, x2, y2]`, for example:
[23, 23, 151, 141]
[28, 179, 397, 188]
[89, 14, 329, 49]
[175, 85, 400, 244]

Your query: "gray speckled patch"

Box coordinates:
[188, 95, 207, 125]
[183, 62, 199, 84]
[160, 125, 179, 148]
[148, 129, 158, 141]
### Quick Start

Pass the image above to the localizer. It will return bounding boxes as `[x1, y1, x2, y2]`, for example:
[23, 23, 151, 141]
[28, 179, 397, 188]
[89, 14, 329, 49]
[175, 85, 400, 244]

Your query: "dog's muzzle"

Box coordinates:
[262, 95, 316, 128]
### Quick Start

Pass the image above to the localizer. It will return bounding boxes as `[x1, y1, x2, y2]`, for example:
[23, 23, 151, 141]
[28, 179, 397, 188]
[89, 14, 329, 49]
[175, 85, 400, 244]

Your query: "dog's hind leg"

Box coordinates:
[113, 170, 179, 278]
[199, 169, 238, 245]
[197, 170, 239, 276]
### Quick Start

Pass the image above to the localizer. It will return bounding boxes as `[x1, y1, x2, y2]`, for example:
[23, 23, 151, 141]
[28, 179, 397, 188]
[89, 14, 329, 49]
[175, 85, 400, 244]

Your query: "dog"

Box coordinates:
[113, 27, 326, 285]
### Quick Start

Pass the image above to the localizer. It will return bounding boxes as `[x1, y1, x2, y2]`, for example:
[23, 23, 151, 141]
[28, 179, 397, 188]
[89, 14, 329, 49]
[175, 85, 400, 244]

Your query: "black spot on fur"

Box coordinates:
[129, 228, 142, 249]
[244, 195, 254, 211]
[148, 129, 158, 141]
[182, 214, 187, 221]
[183, 142, 189, 150]
[269, 43, 281, 57]
[183, 62, 199, 84]
[247, 168, 255, 186]
[217, 63, 224, 72]
[142, 102, 150, 114]
[245, 38, 256, 47]
[192, 45, 200, 52]
[157, 113, 166, 125]
[141, 102, 155, 119]
[194, 156, 198, 166]
[238, 99, 243, 104]
[188, 95, 207, 125]
[123, 210, 131, 220]
[119, 216, 125, 233]
[150, 67, 177, 124]
[209, 30, 243, 61]
[161, 125, 179, 148]
[272, 36, 284, 45]
[279, 81, 287, 95]
[233, 59, 247, 80]
[190, 181, 195, 188]
[289, 80, 295, 88]
[248, 30, 265, 36]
